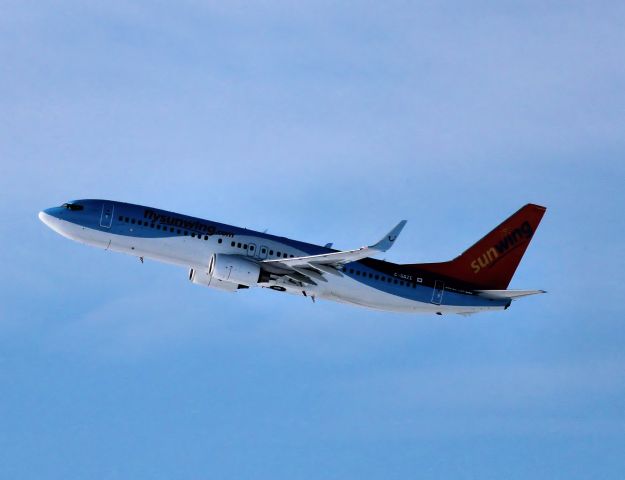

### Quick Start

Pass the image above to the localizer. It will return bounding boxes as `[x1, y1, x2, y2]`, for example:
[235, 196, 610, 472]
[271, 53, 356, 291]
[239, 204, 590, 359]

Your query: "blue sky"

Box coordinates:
[1, 1, 625, 478]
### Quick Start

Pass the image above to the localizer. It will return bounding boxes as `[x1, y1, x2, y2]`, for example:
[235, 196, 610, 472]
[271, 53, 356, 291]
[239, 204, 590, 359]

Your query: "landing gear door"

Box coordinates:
[431, 280, 444, 305]
[100, 203, 114, 228]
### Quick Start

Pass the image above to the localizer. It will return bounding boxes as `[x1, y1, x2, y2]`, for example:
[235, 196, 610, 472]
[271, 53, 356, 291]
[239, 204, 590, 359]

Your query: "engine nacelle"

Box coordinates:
[209, 253, 260, 286]
[188, 267, 239, 292]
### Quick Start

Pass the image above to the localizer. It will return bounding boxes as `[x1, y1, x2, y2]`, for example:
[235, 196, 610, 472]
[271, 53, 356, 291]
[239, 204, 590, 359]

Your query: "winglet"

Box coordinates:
[371, 220, 407, 252]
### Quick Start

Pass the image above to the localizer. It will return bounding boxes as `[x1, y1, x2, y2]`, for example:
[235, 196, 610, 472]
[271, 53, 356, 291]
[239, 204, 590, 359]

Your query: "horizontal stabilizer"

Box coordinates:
[476, 289, 546, 300]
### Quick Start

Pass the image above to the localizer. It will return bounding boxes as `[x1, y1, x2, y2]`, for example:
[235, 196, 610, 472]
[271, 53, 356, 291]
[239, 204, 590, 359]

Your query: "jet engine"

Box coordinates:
[209, 253, 261, 286]
[188, 267, 239, 292]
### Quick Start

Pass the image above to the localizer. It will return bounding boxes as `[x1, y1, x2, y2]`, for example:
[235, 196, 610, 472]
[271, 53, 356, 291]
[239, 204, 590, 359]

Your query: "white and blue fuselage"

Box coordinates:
[39, 199, 519, 315]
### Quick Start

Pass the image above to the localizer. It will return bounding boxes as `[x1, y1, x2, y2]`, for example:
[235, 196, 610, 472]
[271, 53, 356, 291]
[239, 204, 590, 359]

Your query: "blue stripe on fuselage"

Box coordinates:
[341, 262, 508, 307]
[46, 199, 332, 253]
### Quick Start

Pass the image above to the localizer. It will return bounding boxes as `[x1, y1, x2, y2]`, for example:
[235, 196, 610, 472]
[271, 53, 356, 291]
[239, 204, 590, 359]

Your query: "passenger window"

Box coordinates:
[349, 269, 354, 274]
[269, 250, 274, 255]
[261, 248, 266, 253]
[244, 244, 248, 249]
[218, 239, 223, 244]
[144, 221, 149, 226]
[276, 251, 281, 256]
[124, 217, 129, 222]
[369, 273, 373, 278]
[131, 219, 136, 224]
[178, 229, 182, 234]
[170, 227, 174, 232]
[374, 275, 379, 280]
[231, 241, 235, 247]
[150, 223, 155, 228]
[356, 271, 360, 276]
[204, 235, 209, 240]
[237, 243, 242, 248]
[394, 279, 398, 284]
[118, 216, 123, 221]
[283, 253, 288, 258]
[191, 232, 195, 237]
[290, 254, 294, 258]
[250, 246, 254, 251]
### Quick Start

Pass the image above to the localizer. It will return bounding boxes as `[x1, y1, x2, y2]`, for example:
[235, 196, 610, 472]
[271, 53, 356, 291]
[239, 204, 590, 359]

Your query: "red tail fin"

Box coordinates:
[407, 204, 546, 289]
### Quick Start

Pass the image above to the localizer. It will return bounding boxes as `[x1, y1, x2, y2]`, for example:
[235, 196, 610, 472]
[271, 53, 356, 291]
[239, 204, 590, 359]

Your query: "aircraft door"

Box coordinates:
[100, 203, 114, 228]
[247, 243, 257, 258]
[258, 245, 269, 259]
[431, 280, 445, 305]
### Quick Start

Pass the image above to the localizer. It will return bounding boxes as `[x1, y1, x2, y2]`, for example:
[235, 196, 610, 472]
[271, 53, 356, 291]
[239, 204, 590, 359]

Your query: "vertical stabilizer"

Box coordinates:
[407, 204, 546, 289]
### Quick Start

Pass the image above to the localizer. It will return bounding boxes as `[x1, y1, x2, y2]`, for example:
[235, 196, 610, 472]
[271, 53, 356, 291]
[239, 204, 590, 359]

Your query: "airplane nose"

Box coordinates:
[39, 208, 60, 230]
[39, 207, 77, 239]
[38, 210, 52, 225]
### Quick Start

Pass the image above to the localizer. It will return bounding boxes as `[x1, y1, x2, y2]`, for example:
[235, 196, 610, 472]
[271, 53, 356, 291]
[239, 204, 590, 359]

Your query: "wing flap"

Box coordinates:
[291, 266, 328, 283]
[308, 263, 343, 277]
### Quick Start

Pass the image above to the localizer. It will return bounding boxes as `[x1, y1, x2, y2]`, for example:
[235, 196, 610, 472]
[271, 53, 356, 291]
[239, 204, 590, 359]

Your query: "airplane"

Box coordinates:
[38, 200, 546, 315]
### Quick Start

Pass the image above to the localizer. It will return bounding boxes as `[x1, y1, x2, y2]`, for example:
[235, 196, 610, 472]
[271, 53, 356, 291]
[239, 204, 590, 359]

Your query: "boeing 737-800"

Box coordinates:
[39, 201, 546, 315]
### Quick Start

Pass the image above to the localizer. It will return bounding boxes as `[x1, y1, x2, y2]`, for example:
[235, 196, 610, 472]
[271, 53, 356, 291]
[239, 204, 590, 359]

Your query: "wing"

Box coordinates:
[261, 220, 407, 285]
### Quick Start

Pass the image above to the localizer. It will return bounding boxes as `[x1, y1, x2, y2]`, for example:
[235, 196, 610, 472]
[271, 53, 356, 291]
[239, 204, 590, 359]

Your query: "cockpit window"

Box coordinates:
[62, 203, 84, 211]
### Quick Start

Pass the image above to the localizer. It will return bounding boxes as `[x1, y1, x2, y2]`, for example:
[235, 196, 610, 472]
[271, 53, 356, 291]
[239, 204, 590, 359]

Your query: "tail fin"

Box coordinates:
[407, 204, 546, 289]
